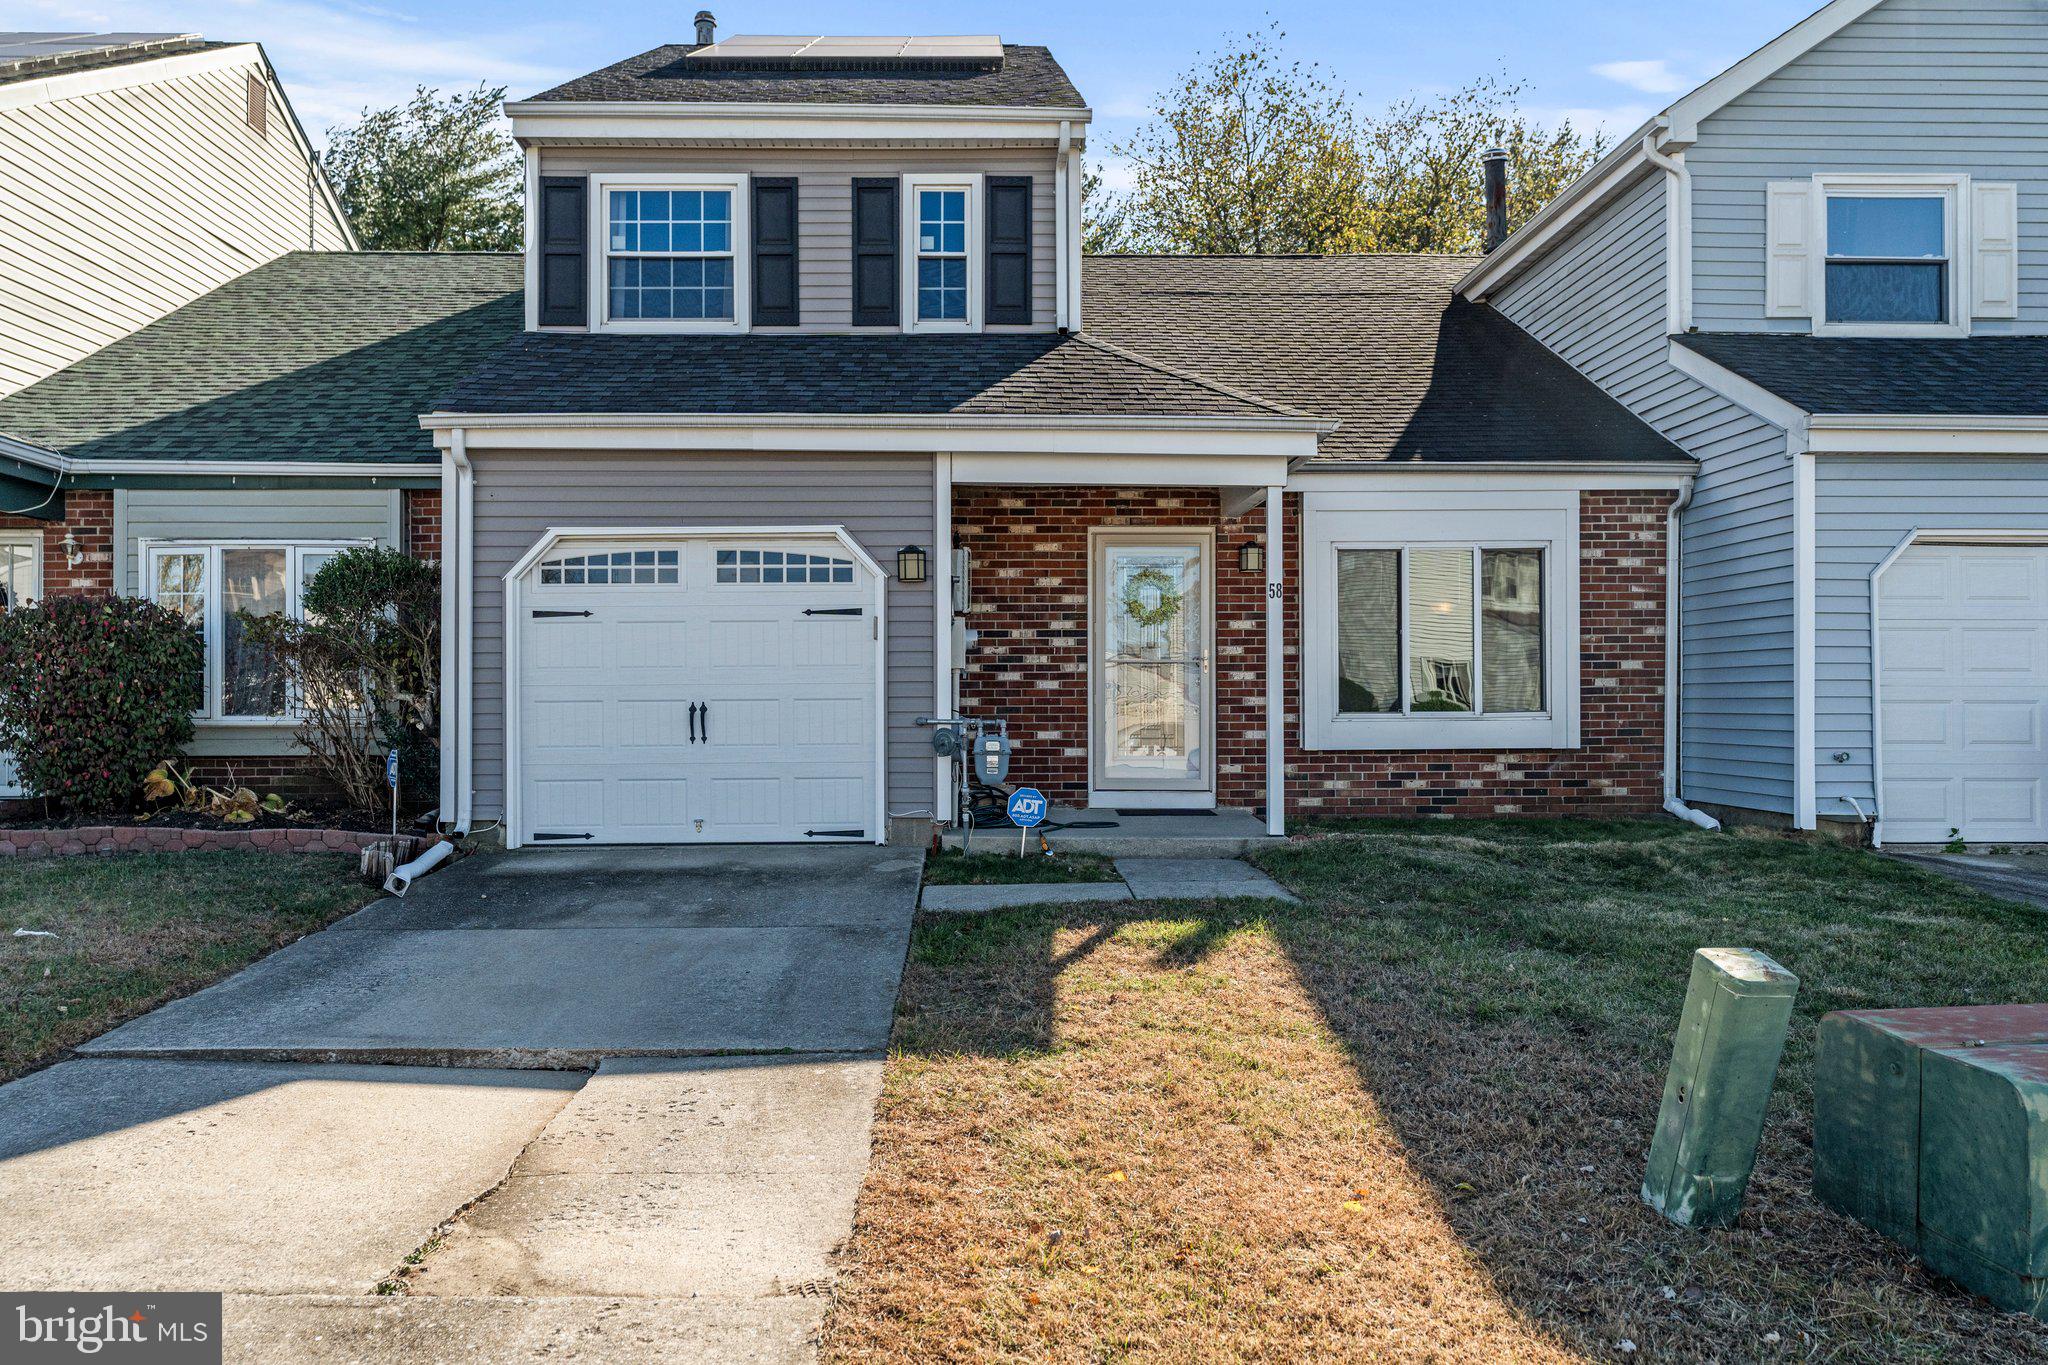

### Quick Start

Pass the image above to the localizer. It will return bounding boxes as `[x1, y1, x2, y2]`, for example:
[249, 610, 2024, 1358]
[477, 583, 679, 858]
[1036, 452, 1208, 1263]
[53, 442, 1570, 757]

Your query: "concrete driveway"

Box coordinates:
[0, 845, 921, 1363]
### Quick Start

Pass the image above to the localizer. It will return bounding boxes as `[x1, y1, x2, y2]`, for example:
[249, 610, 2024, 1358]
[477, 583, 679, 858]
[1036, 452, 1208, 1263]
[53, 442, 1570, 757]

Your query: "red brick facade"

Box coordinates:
[404, 488, 442, 560]
[0, 488, 115, 598]
[954, 485, 1671, 818]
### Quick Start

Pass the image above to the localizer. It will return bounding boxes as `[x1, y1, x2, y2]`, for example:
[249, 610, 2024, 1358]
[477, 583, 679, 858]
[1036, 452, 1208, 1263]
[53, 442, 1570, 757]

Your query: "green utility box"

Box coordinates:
[1643, 947, 1799, 1228]
[1815, 1005, 2048, 1319]
[1816, 1006, 2048, 1249]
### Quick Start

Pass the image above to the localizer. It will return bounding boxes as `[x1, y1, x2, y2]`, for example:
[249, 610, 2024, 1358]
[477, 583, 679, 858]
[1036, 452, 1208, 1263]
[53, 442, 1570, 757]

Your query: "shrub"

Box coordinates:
[0, 594, 203, 814]
[240, 546, 438, 812]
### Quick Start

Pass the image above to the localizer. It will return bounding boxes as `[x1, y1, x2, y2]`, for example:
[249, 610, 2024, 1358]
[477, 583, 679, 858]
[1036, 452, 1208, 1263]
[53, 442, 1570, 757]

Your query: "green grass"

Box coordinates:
[922, 848, 1123, 885]
[0, 852, 380, 1079]
[1252, 821, 2048, 1100]
[834, 819, 2048, 1362]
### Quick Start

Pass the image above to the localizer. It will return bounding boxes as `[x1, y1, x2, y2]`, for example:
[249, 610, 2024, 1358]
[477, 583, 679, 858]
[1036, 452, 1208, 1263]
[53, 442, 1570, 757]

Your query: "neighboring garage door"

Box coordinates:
[1880, 542, 2048, 844]
[514, 534, 879, 845]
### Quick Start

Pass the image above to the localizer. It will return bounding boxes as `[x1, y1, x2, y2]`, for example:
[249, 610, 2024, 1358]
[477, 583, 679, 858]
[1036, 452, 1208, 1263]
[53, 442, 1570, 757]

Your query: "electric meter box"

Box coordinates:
[975, 734, 1010, 784]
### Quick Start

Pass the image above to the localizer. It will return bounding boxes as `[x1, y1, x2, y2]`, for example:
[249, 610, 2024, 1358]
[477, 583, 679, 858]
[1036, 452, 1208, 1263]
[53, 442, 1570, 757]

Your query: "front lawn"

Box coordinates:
[825, 822, 2048, 1362]
[0, 852, 380, 1080]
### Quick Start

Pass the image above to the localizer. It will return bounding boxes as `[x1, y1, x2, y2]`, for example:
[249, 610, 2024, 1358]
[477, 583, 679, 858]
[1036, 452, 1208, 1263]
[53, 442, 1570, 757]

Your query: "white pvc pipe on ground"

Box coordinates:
[385, 839, 455, 897]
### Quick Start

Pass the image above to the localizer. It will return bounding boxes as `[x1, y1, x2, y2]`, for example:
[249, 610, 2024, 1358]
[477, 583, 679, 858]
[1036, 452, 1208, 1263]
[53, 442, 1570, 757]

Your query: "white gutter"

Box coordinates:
[422, 411, 1328, 434]
[504, 99, 1092, 123]
[1660, 475, 1719, 831]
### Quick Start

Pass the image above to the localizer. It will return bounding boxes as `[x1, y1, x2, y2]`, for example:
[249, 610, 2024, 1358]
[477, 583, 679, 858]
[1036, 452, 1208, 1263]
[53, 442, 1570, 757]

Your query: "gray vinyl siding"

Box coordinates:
[1813, 455, 2048, 820]
[0, 52, 352, 395]
[1492, 172, 1797, 814]
[539, 146, 1058, 330]
[466, 451, 936, 821]
[113, 488, 401, 594]
[113, 487, 401, 756]
[1690, 0, 2048, 331]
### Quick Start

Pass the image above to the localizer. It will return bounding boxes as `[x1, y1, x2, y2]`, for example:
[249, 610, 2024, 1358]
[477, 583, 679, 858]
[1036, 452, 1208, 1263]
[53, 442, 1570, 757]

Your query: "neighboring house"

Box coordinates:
[0, 31, 355, 397]
[0, 253, 520, 797]
[421, 20, 1692, 848]
[1461, 0, 2048, 845]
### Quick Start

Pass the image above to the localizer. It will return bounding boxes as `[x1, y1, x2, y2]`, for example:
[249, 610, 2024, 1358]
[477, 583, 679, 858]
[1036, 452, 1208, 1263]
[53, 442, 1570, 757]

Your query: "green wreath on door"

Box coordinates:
[1120, 565, 1185, 629]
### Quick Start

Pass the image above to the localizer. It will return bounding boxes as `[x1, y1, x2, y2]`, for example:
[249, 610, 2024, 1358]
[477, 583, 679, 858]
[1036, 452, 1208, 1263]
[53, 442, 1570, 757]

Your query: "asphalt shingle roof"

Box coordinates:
[527, 43, 1085, 108]
[435, 332, 1302, 420]
[0, 252, 523, 464]
[1674, 332, 2048, 415]
[1083, 255, 1692, 465]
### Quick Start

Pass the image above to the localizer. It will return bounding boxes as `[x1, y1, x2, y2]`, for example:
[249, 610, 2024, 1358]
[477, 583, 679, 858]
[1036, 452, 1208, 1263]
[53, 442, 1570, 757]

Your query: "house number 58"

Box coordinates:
[1266, 583, 1284, 600]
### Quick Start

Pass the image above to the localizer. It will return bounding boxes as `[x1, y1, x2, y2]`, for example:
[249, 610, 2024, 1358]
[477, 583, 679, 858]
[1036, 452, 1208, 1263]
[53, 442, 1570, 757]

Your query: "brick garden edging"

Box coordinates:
[0, 824, 431, 859]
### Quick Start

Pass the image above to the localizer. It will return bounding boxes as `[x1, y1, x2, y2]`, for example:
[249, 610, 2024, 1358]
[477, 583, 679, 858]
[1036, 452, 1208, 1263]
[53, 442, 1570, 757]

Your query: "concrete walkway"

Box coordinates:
[920, 854, 1298, 911]
[0, 845, 921, 1364]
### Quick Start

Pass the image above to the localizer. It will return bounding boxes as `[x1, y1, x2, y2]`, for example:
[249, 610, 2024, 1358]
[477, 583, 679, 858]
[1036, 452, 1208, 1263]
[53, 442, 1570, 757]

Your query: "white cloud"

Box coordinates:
[1591, 58, 1688, 95]
[1522, 101, 1661, 140]
[11, 0, 584, 142]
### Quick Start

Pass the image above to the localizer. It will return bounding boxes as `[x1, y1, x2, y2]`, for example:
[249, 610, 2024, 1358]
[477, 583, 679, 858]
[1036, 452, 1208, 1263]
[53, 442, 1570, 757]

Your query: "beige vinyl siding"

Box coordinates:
[466, 451, 937, 820]
[542, 145, 1059, 330]
[113, 487, 400, 757]
[1690, 0, 2048, 332]
[1492, 172, 1797, 816]
[0, 50, 352, 395]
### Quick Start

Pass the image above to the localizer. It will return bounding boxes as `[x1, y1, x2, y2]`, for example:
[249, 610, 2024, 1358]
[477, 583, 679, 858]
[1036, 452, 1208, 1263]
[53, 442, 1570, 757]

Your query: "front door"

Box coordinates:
[1092, 534, 1213, 802]
[0, 535, 40, 797]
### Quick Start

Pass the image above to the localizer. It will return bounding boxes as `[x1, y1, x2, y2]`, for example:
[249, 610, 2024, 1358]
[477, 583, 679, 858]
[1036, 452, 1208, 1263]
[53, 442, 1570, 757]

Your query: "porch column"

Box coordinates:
[1264, 485, 1285, 836]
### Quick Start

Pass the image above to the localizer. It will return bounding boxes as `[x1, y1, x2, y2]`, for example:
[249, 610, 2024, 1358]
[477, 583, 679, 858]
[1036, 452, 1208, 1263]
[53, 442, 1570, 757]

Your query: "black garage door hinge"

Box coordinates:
[532, 609, 593, 618]
[804, 828, 866, 839]
[533, 831, 595, 840]
[802, 607, 863, 616]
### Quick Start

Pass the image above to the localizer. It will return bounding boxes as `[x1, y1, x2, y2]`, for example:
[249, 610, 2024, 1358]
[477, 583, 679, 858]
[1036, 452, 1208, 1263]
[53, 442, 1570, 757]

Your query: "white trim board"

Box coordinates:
[506, 100, 1091, 148]
[498, 524, 888, 849]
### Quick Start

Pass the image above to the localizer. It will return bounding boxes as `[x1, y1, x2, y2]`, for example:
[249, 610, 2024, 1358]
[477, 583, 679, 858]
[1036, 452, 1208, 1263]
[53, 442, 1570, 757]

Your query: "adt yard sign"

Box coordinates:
[1007, 788, 1048, 828]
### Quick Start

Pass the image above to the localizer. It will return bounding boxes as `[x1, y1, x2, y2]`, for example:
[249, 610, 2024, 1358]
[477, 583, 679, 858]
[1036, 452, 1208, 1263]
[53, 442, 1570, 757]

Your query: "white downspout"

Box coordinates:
[451, 427, 475, 834]
[1661, 476, 1720, 831]
[1054, 121, 1072, 332]
[934, 453, 954, 826]
[1641, 132, 1693, 335]
[437, 449, 459, 825]
[1066, 143, 1084, 330]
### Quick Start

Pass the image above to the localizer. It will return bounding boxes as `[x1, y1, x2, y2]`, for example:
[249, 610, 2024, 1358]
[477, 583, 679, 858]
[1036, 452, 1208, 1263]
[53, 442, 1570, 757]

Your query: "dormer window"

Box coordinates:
[902, 173, 982, 333]
[589, 172, 750, 332]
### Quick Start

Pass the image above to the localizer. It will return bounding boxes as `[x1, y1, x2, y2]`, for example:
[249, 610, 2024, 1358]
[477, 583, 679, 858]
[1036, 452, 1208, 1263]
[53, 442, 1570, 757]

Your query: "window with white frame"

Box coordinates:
[1302, 500, 1576, 751]
[1823, 189, 1951, 327]
[146, 542, 359, 721]
[903, 174, 981, 332]
[593, 174, 749, 332]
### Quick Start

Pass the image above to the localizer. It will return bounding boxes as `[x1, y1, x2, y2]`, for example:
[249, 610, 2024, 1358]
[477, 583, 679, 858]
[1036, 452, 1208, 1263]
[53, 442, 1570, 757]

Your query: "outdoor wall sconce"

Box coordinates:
[1238, 540, 1265, 574]
[896, 545, 929, 583]
[60, 530, 82, 568]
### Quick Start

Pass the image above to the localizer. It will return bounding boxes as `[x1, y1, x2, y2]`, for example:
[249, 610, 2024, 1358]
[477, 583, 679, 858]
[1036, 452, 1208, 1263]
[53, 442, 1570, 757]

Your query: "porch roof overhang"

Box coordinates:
[422, 411, 1323, 484]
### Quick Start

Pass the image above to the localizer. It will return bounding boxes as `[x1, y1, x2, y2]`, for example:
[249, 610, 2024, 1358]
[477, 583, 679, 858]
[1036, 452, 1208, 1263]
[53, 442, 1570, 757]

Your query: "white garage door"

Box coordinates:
[515, 536, 878, 845]
[1880, 542, 2048, 844]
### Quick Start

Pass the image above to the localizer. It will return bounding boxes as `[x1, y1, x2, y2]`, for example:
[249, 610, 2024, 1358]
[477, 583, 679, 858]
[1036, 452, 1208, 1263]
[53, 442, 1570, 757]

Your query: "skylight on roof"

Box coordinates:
[686, 34, 1003, 62]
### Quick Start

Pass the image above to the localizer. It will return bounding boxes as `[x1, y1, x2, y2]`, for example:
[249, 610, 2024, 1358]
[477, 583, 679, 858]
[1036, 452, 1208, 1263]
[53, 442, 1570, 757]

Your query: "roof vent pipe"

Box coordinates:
[1481, 147, 1509, 253]
[694, 11, 717, 45]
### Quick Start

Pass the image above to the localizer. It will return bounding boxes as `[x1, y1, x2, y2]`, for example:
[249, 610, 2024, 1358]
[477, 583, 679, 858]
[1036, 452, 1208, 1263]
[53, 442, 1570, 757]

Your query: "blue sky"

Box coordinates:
[19, 0, 1821, 172]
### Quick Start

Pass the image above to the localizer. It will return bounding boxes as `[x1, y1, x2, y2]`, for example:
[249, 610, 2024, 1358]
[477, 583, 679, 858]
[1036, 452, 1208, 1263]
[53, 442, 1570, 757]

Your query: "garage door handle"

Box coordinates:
[803, 607, 863, 616]
[700, 703, 709, 743]
[688, 702, 699, 743]
[532, 609, 592, 619]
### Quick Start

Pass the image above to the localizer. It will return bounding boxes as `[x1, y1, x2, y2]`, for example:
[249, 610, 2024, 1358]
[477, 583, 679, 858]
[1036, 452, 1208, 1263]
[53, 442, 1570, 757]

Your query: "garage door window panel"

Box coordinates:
[715, 548, 854, 584]
[538, 549, 679, 586]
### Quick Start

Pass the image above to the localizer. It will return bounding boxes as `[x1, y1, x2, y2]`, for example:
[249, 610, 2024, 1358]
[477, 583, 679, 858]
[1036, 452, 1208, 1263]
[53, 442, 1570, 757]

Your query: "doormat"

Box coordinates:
[1113, 808, 1216, 817]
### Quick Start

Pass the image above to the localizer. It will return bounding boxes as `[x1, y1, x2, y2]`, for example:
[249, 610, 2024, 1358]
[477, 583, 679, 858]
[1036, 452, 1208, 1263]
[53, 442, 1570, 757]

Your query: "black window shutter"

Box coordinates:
[851, 177, 900, 327]
[752, 176, 800, 326]
[985, 176, 1033, 325]
[537, 176, 588, 328]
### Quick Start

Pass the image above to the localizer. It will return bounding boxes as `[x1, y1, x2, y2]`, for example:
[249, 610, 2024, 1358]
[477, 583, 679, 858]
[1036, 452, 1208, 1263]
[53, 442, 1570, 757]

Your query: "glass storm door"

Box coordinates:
[1094, 538, 1211, 794]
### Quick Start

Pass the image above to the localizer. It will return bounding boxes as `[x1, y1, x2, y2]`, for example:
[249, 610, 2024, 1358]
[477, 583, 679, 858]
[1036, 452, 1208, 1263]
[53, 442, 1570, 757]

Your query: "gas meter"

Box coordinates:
[975, 733, 1011, 785]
